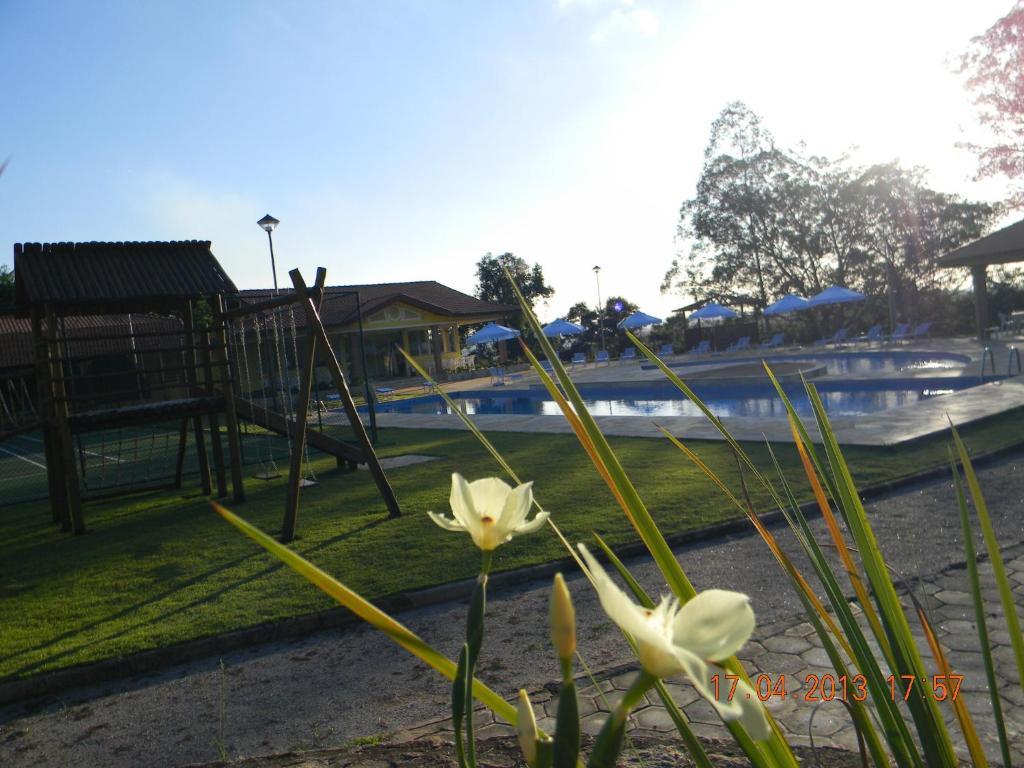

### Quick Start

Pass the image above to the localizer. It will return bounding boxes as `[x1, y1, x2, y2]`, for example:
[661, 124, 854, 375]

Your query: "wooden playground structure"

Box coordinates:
[12, 241, 400, 541]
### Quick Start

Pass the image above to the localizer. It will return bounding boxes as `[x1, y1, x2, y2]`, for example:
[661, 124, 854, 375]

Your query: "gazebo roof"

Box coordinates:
[938, 217, 1024, 268]
[14, 241, 237, 315]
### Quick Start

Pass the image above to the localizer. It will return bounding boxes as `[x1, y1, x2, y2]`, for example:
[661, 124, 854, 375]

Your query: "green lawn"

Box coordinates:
[2, 411, 1022, 681]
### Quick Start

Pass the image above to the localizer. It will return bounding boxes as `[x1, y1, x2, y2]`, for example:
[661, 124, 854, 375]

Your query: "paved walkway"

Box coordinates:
[1, 450, 1022, 767]
[361, 338, 1024, 446]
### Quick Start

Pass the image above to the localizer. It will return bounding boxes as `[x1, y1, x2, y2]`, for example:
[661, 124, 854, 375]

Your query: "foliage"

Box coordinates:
[664, 102, 997, 332]
[475, 253, 553, 323]
[564, 296, 638, 355]
[958, 1, 1024, 205]
[0, 264, 15, 314]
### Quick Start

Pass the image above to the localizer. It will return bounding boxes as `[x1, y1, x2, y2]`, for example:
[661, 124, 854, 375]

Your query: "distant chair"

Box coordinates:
[571, 352, 586, 367]
[814, 327, 848, 347]
[374, 386, 395, 401]
[909, 321, 933, 340]
[595, 350, 610, 365]
[620, 347, 637, 362]
[686, 340, 711, 355]
[489, 367, 505, 385]
[539, 360, 555, 376]
[658, 343, 675, 357]
[726, 336, 750, 353]
[761, 332, 784, 349]
[887, 323, 911, 343]
[855, 324, 883, 345]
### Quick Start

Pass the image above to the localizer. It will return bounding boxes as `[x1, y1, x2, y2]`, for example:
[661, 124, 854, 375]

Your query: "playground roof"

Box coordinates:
[13, 241, 237, 315]
[237, 280, 519, 326]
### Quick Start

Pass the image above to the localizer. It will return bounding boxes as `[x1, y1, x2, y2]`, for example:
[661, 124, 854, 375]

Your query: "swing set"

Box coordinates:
[13, 241, 400, 541]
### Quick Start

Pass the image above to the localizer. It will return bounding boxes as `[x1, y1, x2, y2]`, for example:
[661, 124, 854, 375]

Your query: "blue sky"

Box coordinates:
[0, 0, 1012, 318]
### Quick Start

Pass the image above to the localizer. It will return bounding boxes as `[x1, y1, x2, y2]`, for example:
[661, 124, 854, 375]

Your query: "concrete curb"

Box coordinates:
[2, 439, 1020, 708]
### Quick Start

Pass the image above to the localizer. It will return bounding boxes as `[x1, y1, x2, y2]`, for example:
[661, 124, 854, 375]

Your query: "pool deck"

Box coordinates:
[359, 336, 1024, 447]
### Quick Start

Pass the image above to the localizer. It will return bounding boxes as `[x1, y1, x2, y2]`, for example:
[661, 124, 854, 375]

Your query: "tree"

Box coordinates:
[0, 265, 14, 314]
[474, 252, 554, 322]
[959, 1, 1024, 205]
[668, 103, 997, 335]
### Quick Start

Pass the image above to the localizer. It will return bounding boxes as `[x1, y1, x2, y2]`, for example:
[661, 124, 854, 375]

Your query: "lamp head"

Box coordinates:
[257, 214, 280, 233]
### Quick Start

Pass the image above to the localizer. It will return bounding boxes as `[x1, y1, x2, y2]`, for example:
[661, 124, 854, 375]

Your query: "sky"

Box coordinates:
[0, 0, 1015, 320]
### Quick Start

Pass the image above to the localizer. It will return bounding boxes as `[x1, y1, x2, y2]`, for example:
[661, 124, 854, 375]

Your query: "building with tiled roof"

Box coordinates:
[233, 281, 519, 378]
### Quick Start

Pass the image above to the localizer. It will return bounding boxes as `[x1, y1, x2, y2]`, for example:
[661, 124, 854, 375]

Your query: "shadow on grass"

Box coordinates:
[2, 516, 388, 679]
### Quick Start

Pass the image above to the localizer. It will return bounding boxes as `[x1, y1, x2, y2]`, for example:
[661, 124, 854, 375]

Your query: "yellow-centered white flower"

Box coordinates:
[578, 544, 770, 740]
[428, 474, 549, 551]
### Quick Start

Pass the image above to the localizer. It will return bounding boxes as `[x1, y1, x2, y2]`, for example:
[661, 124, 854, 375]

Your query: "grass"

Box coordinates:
[2, 410, 1022, 682]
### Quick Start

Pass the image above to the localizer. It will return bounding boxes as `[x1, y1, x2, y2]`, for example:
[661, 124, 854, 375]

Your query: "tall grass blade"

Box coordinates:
[911, 593, 988, 767]
[949, 422, 1024, 692]
[212, 502, 518, 725]
[505, 274, 797, 767]
[953, 456, 1012, 768]
[804, 385, 957, 766]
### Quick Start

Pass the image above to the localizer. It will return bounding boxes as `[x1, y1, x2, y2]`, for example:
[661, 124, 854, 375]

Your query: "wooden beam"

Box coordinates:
[281, 268, 327, 542]
[220, 289, 316, 321]
[183, 301, 212, 496]
[972, 264, 989, 340]
[202, 327, 228, 497]
[45, 306, 85, 534]
[213, 295, 245, 503]
[32, 309, 64, 526]
[289, 269, 401, 518]
[174, 417, 188, 489]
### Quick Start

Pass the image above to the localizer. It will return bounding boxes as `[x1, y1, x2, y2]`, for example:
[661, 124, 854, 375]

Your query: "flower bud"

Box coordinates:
[550, 572, 576, 661]
[516, 689, 538, 765]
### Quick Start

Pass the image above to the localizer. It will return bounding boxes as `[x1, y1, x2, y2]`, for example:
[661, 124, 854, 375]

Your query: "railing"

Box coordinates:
[1009, 346, 1022, 377]
[980, 346, 996, 383]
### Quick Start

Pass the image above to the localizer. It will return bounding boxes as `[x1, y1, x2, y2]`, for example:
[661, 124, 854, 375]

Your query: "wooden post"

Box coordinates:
[183, 301, 212, 496]
[280, 268, 327, 542]
[45, 306, 85, 534]
[203, 327, 228, 497]
[32, 309, 64, 525]
[431, 325, 443, 380]
[290, 269, 401, 518]
[213, 295, 245, 503]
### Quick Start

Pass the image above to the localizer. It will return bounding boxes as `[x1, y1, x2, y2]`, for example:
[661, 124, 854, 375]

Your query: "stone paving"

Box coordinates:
[393, 545, 1024, 764]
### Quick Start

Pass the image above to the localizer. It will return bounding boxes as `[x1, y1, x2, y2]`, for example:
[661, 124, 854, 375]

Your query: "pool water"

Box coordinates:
[650, 351, 970, 376]
[370, 378, 976, 419]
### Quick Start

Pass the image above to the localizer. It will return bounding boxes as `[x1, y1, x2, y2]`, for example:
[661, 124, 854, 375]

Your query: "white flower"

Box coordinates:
[516, 689, 539, 765]
[578, 544, 770, 740]
[428, 474, 549, 551]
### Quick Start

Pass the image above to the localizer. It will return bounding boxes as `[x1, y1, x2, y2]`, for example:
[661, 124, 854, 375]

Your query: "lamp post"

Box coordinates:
[257, 214, 280, 293]
[593, 265, 605, 352]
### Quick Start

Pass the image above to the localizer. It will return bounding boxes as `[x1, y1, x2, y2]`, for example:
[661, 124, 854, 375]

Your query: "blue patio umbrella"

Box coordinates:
[542, 318, 586, 337]
[808, 286, 866, 307]
[617, 311, 663, 330]
[764, 294, 810, 316]
[466, 323, 521, 345]
[689, 302, 738, 320]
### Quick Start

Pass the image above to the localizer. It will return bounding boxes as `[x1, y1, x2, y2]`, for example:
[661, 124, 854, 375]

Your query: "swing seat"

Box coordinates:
[69, 396, 226, 433]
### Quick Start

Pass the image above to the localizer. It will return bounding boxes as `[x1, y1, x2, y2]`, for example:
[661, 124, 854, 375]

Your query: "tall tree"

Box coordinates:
[0, 265, 15, 314]
[958, 1, 1024, 205]
[474, 252, 554, 322]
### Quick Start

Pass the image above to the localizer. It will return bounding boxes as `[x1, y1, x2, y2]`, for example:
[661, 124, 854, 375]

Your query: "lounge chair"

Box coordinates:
[814, 327, 848, 347]
[726, 336, 750, 353]
[571, 352, 586, 367]
[760, 332, 784, 349]
[686, 340, 711, 355]
[620, 348, 637, 362]
[374, 386, 395, 401]
[539, 360, 554, 376]
[595, 350, 610, 365]
[909, 321, 933, 340]
[886, 323, 910, 343]
[854, 325, 883, 345]
[658, 343, 674, 356]
[489, 367, 505, 385]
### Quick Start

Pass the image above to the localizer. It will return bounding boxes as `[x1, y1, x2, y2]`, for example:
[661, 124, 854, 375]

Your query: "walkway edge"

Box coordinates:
[2, 439, 1020, 708]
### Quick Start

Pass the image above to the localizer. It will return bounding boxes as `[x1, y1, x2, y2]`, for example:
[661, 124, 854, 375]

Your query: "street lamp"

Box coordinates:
[257, 214, 280, 293]
[593, 265, 605, 352]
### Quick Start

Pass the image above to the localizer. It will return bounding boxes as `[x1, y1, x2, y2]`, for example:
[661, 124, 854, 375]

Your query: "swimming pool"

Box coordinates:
[369, 378, 979, 419]
[644, 350, 970, 376]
